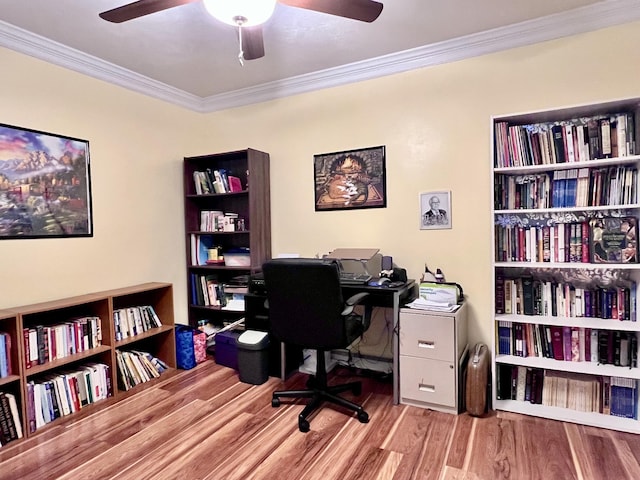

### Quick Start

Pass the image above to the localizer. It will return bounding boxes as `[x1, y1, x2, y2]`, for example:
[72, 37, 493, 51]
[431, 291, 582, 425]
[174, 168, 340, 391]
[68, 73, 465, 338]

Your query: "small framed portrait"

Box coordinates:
[313, 146, 386, 212]
[420, 191, 451, 230]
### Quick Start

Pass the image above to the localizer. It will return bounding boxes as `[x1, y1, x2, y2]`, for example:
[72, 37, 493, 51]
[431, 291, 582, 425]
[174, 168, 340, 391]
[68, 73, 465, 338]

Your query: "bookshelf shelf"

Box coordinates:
[183, 149, 271, 328]
[190, 265, 252, 271]
[496, 204, 640, 214]
[492, 98, 640, 432]
[186, 190, 249, 199]
[496, 313, 640, 331]
[188, 231, 250, 235]
[493, 399, 640, 434]
[495, 262, 640, 270]
[114, 324, 174, 347]
[495, 354, 640, 379]
[0, 282, 176, 450]
[493, 155, 640, 174]
[0, 375, 20, 387]
[25, 345, 112, 377]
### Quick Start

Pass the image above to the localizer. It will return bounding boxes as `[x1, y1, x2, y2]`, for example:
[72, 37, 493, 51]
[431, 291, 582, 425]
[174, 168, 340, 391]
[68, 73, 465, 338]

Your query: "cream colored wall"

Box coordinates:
[2, 22, 640, 346]
[200, 22, 640, 346]
[0, 48, 208, 323]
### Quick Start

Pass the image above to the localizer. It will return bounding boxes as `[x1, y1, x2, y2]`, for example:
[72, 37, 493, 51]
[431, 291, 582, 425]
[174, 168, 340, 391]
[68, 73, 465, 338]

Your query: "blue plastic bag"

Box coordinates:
[175, 325, 197, 370]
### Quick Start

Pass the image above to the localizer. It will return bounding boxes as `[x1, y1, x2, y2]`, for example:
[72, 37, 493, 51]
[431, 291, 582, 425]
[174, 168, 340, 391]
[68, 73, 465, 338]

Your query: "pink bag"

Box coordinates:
[193, 330, 207, 364]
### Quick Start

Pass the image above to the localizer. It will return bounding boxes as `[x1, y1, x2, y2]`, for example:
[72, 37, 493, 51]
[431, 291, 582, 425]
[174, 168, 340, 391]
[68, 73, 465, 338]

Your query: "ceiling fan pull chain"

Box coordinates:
[237, 21, 245, 66]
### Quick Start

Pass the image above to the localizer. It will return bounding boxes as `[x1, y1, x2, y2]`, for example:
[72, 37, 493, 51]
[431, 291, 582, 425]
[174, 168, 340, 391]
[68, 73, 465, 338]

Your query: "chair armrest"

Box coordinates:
[342, 292, 369, 316]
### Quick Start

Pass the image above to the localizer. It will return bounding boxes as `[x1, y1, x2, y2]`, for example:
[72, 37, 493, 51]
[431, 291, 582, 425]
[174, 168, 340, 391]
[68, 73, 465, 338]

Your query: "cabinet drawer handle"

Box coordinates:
[419, 383, 435, 393]
[418, 340, 435, 349]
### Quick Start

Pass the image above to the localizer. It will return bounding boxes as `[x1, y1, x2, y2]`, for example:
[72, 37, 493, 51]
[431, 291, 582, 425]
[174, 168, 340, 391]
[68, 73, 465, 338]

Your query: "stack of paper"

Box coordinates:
[221, 299, 245, 311]
[406, 298, 461, 313]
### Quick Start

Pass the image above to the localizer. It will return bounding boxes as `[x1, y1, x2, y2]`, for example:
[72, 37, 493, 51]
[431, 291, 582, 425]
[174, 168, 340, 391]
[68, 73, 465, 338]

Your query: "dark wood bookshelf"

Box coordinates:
[184, 148, 271, 327]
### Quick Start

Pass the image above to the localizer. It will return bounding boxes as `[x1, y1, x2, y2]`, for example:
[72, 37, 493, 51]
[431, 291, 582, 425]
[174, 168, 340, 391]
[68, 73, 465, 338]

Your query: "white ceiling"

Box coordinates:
[1, 0, 639, 112]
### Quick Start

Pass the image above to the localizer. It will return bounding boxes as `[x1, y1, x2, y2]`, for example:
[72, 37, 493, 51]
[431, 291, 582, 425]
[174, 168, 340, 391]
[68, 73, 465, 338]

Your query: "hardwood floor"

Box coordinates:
[1, 360, 640, 480]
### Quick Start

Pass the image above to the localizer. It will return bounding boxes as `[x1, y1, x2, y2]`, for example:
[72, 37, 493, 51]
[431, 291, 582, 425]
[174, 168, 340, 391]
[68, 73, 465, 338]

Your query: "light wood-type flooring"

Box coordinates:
[1, 359, 640, 480]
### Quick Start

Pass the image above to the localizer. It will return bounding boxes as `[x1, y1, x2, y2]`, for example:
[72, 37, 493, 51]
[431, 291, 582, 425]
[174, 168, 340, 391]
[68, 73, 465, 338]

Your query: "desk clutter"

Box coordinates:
[405, 264, 464, 312]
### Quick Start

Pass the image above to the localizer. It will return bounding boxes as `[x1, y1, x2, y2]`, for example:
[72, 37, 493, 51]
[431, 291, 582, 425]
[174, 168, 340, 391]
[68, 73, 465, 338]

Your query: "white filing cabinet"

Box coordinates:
[399, 303, 468, 414]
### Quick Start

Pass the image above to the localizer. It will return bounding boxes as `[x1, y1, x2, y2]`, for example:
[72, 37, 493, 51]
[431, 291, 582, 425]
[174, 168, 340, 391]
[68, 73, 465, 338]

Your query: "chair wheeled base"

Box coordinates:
[271, 351, 369, 432]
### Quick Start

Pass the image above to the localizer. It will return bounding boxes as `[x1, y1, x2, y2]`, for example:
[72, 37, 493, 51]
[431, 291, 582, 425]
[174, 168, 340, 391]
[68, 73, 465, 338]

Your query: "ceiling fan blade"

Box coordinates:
[99, 0, 199, 23]
[242, 26, 265, 60]
[279, 0, 383, 23]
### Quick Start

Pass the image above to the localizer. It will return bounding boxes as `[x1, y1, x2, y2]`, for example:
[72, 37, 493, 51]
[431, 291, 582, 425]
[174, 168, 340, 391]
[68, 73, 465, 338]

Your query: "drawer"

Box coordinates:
[400, 355, 455, 408]
[399, 310, 454, 361]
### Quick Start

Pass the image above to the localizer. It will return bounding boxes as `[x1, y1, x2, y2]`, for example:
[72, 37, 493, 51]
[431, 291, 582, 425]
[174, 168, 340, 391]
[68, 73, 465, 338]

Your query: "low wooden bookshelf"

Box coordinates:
[0, 282, 176, 450]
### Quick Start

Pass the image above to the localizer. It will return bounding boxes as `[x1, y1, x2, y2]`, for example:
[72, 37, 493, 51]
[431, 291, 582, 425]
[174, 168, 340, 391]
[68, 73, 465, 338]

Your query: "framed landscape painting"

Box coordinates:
[0, 123, 93, 239]
[314, 145, 387, 212]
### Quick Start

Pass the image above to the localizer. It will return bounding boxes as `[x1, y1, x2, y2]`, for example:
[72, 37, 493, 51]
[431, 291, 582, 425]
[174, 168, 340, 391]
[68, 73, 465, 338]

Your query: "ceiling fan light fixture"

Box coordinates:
[203, 0, 277, 27]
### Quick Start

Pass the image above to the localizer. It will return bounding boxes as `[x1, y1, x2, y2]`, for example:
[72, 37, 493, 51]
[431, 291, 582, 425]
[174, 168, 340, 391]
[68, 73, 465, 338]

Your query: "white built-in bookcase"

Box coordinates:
[491, 97, 640, 433]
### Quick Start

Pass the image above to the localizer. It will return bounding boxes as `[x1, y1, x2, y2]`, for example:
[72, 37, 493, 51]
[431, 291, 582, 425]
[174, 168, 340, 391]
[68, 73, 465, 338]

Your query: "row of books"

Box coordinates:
[26, 362, 112, 433]
[494, 111, 638, 168]
[0, 392, 22, 446]
[495, 275, 637, 321]
[494, 165, 638, 210]
[23, 317, 102, 369]
[496, 322, 638, 367]
[192, 169, 243, 195]
[116, 350, 168, 391]
[0, 333, 13, 378]
[495, 222, 589, 264]
[199, 210, 244, 233]
[494, 216, 638, 265]
[113, 305, 162, 341]
[496, 365, 638, 419]
[190, 273, 229, 307]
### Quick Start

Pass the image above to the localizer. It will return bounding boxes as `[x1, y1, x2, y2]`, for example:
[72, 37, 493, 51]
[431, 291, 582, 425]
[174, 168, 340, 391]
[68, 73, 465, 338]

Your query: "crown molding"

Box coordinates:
[2, 0, 640, 113]
[0, 21, 203, 111]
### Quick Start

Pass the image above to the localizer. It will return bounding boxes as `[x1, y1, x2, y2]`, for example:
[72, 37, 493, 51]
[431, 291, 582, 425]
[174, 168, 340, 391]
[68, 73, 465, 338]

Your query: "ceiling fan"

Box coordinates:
[99, 0, 384, 62]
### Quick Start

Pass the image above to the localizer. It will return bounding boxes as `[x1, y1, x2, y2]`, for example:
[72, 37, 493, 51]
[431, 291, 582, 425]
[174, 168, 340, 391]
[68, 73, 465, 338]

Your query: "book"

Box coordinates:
[497, 321, 511, 355]
[3, 334, 11, 377]
[496, 364, 513, 400]
[590, 217, 638, 264]
[213, 170, 226, 193]
[587, 118, 602, 160]
[26, 383, 35, 434]
[0, 393, 13, 444]
[600, 118, 612, 158]
[218, 169, 230, 192]
[227, 175, 243, 192]
[522, 277, 535, 315]
[551, 124, 566, 163]
[0, 334, 7, 378]
[563, 326, 572, 361]
[590, 329, 599, 362]
[495, 271, 505, 314]
[550, 326, 564, 360]
[4, 393, 22, 439]
[515, 366, 527, 401]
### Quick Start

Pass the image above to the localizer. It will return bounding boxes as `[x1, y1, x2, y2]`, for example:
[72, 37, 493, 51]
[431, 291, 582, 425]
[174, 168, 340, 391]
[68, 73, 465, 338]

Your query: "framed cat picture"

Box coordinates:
[313, 146, 386, 212]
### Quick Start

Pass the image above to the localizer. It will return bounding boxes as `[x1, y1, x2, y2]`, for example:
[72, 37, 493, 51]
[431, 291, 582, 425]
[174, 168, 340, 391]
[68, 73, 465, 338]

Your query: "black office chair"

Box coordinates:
[262, 258, 371, 432]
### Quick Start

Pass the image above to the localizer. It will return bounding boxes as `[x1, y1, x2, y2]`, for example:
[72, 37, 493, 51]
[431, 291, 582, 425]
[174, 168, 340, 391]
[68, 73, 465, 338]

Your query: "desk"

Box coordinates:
[245, 279, 417, 405]
[342, 280, 417, 404]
